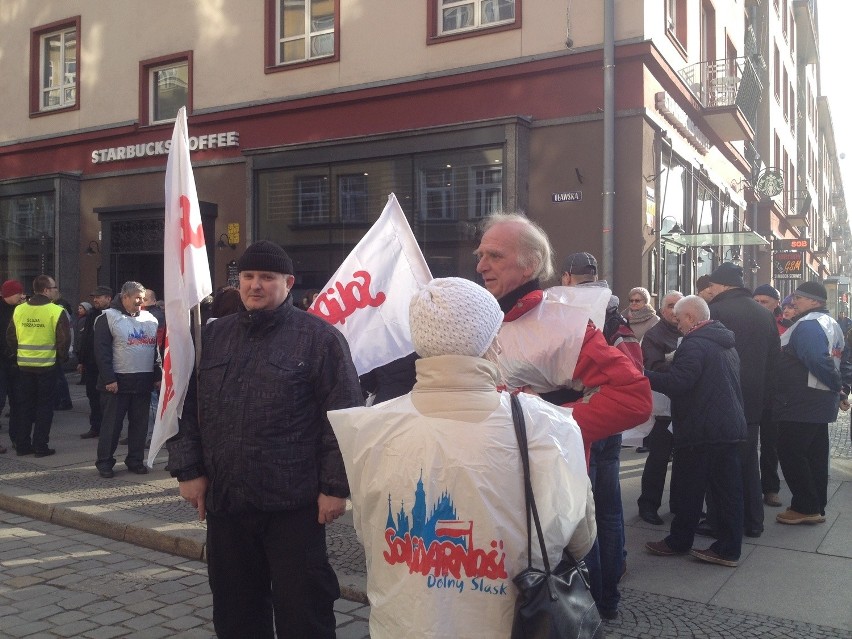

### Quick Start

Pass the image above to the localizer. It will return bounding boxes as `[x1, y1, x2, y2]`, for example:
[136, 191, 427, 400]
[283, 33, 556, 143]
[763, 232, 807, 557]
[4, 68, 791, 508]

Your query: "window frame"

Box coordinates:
[29, 16, 81, 117]
[665, 0, 688, 58]
[264, 0, 340, 73]
[139, 52, 193, 127]
[428, 0, 521, 44]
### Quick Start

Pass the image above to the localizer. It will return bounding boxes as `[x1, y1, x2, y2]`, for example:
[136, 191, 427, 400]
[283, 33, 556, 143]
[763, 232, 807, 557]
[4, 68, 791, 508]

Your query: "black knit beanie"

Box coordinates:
[709, 262, 744, 288]
[236, 240, 294, 274]
[753, 284, 780, 300]
[794, 281, 827, 303]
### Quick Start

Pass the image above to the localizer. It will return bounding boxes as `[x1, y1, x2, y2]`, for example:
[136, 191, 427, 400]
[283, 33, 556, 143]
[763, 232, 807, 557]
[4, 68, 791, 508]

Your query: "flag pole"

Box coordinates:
[192, 304, 202, 369]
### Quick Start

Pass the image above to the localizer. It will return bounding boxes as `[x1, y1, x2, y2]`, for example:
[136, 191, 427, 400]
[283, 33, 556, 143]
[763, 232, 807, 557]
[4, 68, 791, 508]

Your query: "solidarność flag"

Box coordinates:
[147, 106, 212, 467]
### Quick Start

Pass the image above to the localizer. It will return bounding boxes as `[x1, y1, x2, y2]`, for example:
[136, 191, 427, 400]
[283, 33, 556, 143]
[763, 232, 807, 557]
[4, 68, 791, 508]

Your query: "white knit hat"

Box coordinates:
[409, 278, 504, 358]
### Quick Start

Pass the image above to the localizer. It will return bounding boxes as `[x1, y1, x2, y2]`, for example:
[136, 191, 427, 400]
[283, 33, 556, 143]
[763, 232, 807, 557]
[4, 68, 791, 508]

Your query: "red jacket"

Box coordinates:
[504, 289, 652, 463]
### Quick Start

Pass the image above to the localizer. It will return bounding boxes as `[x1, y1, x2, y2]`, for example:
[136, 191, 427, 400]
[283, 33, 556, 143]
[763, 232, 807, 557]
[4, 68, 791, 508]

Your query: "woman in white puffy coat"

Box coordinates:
[329, 277, 595, 639]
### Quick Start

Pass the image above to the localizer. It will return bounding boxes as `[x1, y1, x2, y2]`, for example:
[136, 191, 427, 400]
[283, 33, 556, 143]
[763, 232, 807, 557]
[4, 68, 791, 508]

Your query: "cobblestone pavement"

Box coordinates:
[0, 511, 371, 639]
[5, 500, 847, 639]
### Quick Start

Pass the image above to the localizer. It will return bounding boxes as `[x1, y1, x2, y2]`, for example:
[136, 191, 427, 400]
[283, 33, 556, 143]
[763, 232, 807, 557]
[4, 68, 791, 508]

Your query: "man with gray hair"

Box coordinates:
[94, 281, 161, 478]
[475, 212, 651, 619]
[644, 295, 746, 567]
[637, 290, 683, 525]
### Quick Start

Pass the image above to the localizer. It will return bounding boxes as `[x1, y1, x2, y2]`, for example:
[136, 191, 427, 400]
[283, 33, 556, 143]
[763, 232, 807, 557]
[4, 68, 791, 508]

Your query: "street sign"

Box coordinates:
[552, 191, 583, 203]
[773, 251, 804, 279]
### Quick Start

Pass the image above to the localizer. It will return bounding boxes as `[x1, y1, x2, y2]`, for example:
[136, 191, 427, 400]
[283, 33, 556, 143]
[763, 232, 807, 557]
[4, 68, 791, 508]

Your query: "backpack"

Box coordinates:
[603, 307, 644, 373]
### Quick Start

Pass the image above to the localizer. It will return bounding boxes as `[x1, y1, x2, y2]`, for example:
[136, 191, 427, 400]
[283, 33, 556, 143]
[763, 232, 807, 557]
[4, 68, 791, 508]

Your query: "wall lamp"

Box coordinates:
[657, 215, 685, 236]
[724, 249, 742, 266]
[85, 240, 100, 255]
[747, 258, 760, 274]
[217, 233, 236, 250]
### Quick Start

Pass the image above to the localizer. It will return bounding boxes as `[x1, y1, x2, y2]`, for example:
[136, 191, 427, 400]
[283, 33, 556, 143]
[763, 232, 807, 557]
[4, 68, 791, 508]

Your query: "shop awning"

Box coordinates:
[660, 230, 770, 249]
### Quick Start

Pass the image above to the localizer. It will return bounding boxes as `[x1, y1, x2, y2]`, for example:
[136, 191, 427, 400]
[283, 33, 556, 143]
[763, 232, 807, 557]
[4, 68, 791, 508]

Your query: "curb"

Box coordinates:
[0, 492, 205, 561]
[0, 491, 369, 604]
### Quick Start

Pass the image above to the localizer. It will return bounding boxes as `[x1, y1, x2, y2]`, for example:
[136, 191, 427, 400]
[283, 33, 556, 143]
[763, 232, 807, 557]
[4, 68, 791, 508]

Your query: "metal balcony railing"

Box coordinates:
[678, 57, 763, 129]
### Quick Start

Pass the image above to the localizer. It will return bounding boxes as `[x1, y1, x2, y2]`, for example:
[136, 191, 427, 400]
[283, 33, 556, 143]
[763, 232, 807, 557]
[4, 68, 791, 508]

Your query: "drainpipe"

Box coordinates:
[602, 0, 615, 283]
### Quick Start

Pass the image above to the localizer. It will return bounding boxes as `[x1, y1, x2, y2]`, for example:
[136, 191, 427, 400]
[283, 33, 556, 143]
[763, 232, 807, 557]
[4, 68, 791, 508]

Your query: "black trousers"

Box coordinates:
[638, 417, 673, 512]
[759, 408, 780, 494]
[777, 420, 829, 516]
[206, 505, 339, 639]
[16, 368, 56, 452]
[96, 391, 149, 471]
[667, 443, 743, 560]
[83, 369, 103, 432]
[705, 422, 764, 533]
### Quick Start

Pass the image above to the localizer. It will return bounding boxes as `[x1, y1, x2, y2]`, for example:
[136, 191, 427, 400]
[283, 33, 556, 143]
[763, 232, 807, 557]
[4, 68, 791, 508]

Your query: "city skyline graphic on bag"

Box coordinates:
[382, 471, 509, 596]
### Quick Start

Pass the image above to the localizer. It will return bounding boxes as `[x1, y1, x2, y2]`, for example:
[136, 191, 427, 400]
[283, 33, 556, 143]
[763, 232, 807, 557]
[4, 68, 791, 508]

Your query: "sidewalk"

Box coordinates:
[1, 376, 850, 637]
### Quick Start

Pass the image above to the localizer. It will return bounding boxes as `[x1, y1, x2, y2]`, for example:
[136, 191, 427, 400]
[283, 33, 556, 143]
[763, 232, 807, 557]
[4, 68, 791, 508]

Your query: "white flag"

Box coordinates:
[309, 193, 432, 375]
[147, 107, 212, 468]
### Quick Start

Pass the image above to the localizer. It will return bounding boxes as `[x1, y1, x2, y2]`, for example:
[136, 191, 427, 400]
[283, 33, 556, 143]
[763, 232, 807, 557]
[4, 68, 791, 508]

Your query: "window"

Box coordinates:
[140, 52, 192, 125]
[429, 0, 520, 41]
[471, 165, 503, 218]
[255, 139, 511, 290]
[338, 175, 368, 222]
[665, 0, 688, 53]
[267, 0, 338, 69]
[30, 17, 80, 116]
[297, 176, 330, 223]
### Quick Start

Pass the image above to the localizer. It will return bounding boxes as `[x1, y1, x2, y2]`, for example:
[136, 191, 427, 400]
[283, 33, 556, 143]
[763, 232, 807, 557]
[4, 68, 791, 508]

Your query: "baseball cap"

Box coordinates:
[563, 252, 598, 275]
[91, 286, 113, 297]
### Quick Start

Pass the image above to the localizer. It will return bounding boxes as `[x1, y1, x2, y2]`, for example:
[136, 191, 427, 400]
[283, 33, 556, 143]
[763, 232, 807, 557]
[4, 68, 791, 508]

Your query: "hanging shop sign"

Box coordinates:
[774, 238, 809, 251]
[91, 131, 240, 164]
[773, 251, 804, 280]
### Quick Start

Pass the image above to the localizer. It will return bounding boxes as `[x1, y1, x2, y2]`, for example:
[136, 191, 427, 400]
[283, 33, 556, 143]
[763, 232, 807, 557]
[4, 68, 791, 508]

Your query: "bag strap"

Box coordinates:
[510, 393, 552, 575]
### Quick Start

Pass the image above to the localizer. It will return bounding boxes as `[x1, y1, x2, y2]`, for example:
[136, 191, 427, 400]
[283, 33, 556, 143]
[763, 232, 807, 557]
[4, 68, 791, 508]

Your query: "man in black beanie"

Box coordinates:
[701, 262, 780, 539]
[167, 240, 363, 638]
[774, 280, 846, 525]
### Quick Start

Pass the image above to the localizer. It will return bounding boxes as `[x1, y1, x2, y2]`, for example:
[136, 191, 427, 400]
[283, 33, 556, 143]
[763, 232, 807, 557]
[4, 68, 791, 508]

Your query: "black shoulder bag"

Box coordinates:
[510, 393, 605, 639]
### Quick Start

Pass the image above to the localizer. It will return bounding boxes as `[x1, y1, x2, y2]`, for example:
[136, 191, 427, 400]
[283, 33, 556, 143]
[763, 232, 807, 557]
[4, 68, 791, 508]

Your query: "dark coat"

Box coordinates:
[167, 297, 364, 514]
[709, 287, 780, 423]
[774, 309, 843, 424]
[645, 320, 746, 449]
[641, 315, 680, 372]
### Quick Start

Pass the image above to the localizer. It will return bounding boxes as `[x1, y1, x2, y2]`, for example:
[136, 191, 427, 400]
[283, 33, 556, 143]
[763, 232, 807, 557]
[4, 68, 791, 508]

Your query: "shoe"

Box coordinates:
[126, 465, 149, 475]
[695, 522, 719, 539]
[690, 547, 738, 567]
[645, 540, 686, 556]
[119, 437, 128, 445]
[33, 448, 56, 458]
[16, 447, 34, 456]
[98, 469, 114, 479]
[639, 507, 664, 525]
[80, 430, 99, 439]
[744, 529, 762, 538]
[763, 492, 782, 507]
[776, 509, 825, 525]
[635, 446, 650, 453]
[598, 607, 618, 621]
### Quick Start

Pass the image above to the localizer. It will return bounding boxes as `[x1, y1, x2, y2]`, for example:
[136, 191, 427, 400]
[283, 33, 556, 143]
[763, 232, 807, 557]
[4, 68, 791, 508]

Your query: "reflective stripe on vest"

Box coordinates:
[13, 302, 63, 367]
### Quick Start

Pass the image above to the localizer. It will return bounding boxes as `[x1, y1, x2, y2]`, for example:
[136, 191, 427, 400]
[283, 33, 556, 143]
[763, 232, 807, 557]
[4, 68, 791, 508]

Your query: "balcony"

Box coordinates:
[793, 1, 818, 65]
[678, 57, 762, 142]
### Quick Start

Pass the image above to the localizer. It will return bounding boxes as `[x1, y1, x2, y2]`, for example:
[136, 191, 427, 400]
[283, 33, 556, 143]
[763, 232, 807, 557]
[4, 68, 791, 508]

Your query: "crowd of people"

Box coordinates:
[2, 212, 849, 638]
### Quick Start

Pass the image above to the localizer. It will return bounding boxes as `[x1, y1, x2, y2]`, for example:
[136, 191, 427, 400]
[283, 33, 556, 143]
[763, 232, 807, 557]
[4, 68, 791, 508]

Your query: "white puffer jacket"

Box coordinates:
[329, 354, 595, 639]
